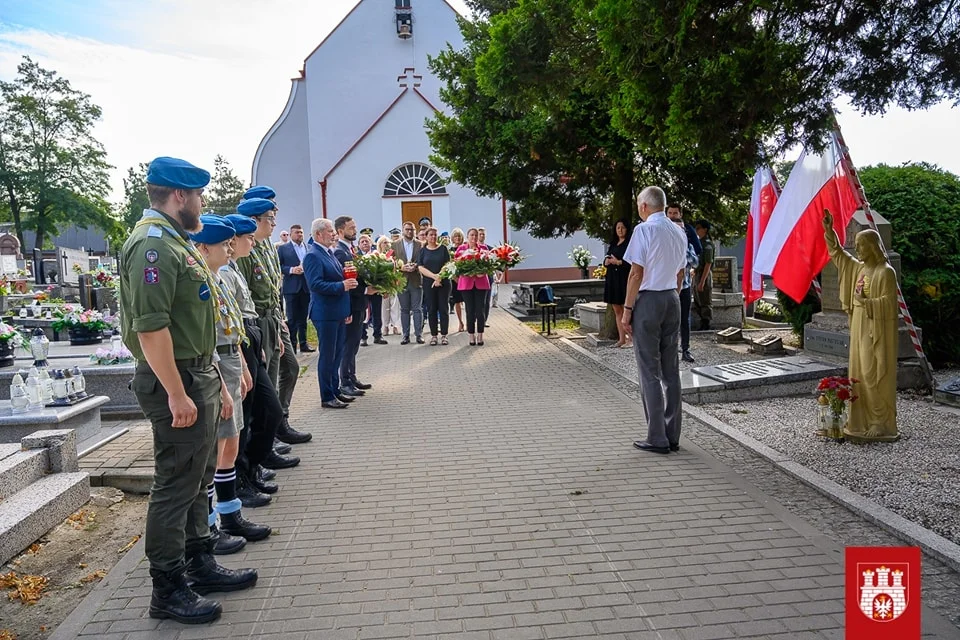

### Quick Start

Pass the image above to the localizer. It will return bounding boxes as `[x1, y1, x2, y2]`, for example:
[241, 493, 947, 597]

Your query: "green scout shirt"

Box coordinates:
[220, 262, 257, 319]
[696, 236, 715, 276]
[236, 239, 280, 316]
[119, 209, 217, 361]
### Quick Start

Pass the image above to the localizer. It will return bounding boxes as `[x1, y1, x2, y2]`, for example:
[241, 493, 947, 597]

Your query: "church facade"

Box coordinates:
[251, 0, 604, 280]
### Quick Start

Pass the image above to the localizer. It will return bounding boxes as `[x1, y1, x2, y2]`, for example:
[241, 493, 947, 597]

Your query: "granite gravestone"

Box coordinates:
[802, 209, 924, 388]
[709, 256, 744, 328]
[56, 247, 91, 285]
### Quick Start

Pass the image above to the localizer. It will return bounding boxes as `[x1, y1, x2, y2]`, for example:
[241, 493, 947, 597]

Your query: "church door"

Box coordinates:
[401, 201, 432, 227]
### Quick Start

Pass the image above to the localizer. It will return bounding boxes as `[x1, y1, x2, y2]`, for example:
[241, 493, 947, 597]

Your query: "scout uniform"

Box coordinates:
[119, 157, 255, 625]
[693, 225, 715, 330]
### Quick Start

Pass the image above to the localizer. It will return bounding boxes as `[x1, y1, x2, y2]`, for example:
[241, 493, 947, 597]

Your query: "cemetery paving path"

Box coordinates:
[53, 309, 960, 639]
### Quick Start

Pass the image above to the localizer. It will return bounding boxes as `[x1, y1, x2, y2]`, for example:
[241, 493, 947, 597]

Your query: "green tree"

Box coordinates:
[205, 155, 246, 215]
[0, 56, 114, 250]
[858, 163, 960, 366]
[106, 162, 150, 249]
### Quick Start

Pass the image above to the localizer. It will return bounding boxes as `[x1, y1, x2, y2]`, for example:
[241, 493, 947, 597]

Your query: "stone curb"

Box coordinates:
[48, 536, 147, 640]
[559, 337, 960, 574]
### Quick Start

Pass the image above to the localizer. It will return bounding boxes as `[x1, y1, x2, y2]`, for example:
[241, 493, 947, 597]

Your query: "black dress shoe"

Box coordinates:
[353, 381, 373, 390]
[633, 441, 671, 454]
[249, 471, 278, 494]
[299, 345, 316, 353]
[322, 400, 349, 409]
[149, 571, 222, 624]
[257, 465, 276, 482]
[336, 394, 355, 403]
[262, 450, 300, 469]
[220, 511, 272, 542]
[210, 524, 246, 555]
[237, 484, 272, 508]
[416, 336, 425, 344]
[186, 552, 258, 595]
[400, 337, 410, 345]
[374, 338, 388, 344]
[669, 443, 680, 452]
[340, 386, 365, 397]
[273, 439, 292, 455]
[360, 338, 368, 347]
[276, 419, 312, 444]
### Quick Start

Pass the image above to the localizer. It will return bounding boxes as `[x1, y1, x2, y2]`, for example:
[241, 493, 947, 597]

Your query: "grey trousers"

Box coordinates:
[631, 289, 683, 448]
[397, 285, 423, 339]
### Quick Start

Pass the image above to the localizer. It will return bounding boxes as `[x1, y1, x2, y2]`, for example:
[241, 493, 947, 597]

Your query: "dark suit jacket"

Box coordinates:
[278, 241, 308, 294]
[334, 239, 367, 315]
[391, 238, 423, 288]
[303, 244, 350, 323]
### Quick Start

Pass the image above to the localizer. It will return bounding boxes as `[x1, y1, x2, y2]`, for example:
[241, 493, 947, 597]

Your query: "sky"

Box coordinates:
[0, 0, 958, 206]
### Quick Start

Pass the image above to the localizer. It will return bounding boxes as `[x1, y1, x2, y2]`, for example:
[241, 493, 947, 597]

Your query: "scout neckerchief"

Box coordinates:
[252, 239, 281, 304]
[213, 272, 247, 345]
[135, 210, 220, 325]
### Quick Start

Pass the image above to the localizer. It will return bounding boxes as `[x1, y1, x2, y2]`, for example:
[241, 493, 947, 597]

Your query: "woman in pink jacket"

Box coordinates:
[455, 227, 491, 346]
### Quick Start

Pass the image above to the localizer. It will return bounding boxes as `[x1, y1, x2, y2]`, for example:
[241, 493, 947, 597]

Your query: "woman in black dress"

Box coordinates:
[604, 219, 632, 348]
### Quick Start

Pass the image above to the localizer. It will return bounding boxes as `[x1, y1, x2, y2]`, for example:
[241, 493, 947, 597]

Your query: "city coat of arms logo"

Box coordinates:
[856, 563, 908, 621]
[845, 547, 920, 640]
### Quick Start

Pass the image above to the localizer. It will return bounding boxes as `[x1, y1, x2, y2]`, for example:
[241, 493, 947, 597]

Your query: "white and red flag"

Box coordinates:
[754, 133, 860, 303]
[743, 165, 779, 305]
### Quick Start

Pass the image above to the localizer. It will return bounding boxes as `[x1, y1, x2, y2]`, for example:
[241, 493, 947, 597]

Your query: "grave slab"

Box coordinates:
[692, 356, 844, 390]
[575, 301, 607, 331]
[934, 377, 960, 409]
[0, 396, 109, 444]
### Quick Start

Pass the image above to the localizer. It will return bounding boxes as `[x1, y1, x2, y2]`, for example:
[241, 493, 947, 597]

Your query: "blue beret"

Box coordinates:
[439, 231, 449, 237]
[243, 185, 276, 200]
[189, 214, 236, 245]
[225, 214, 257, 235]
[146, 156, 210, 189]
[237, 198, 277, 217]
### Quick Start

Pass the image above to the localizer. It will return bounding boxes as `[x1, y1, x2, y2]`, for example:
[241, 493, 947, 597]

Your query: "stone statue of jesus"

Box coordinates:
[822, 209, 899, 442]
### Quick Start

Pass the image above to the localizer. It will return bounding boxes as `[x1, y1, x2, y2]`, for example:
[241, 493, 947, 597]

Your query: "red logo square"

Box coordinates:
[846, 546, 920, 639]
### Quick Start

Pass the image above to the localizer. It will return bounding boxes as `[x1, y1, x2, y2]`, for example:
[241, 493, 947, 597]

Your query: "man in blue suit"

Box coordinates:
[277, 224, 313, 353]
[302, 218, 357, 409]
[333, 216, 373, 399]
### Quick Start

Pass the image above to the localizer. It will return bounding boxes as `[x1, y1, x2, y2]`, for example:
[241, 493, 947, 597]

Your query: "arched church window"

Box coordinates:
[383, 163, 447, 196]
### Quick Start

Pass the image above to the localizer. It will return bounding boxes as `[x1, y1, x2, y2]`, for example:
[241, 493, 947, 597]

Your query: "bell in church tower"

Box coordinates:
[396, 0, 413, 39]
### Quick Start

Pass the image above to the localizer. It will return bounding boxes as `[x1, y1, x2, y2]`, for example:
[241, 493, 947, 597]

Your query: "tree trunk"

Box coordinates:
[598, 158, 634, 340]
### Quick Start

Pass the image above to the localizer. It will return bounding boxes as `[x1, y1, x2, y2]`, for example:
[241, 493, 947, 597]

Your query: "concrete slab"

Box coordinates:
[0, 395, 108, 444]
[935, 377, 960, 409]
[692, 356, 843, 389]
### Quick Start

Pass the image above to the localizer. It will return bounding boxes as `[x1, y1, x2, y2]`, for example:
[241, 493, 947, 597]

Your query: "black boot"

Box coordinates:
[186, 551, 258, 595]
[276, 418, 312, 444]
[210, 523, 246, 555]
[249, 470, 278, 494]
[236, 474, 272, 508]
[273, 438, 292, 455]
[262, 450, 300, 470]
[220, 510, 272, 542]
[149, 569, 222, 624]
[258, 465, 276, 481]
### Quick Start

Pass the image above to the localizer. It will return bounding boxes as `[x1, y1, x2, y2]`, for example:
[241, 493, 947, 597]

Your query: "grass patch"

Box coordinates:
[306, 322, 318, 346]
[523, 318, 581, 333]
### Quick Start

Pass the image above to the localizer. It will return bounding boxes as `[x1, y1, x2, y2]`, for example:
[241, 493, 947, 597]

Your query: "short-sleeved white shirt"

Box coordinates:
[623, 212, 688, 291]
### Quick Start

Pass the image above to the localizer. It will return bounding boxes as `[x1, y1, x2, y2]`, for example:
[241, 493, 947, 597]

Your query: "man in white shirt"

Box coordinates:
[620, 186, 688, 455]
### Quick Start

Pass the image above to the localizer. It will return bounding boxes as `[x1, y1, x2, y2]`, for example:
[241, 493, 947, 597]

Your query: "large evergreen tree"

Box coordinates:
[205, 155, 246, 215]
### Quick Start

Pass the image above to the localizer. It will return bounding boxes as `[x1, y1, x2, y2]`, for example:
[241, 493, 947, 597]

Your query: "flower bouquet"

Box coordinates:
[489, 243, 524, 270]
[568, 245, 596, 270]
[815, 376, 859, 439]
[453, 248, 500, 277]
[90, 345, 134, 366]
[592, 265, 607, 279]
[50, 306, 112, 343]
[0, 322, 24, 348]
[438, 261, 458, 280]
[353, 251, 406, 297]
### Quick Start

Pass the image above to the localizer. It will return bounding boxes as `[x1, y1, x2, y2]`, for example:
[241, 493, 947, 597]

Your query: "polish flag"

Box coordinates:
[743, 166, 779, 305]
[754, 133, 860, 303]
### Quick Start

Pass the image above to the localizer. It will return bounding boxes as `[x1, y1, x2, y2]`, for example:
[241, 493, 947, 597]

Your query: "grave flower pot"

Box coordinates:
[0, 340, 14, 368]
[68, 326, 103, 346]
[579, 267, 589, 279]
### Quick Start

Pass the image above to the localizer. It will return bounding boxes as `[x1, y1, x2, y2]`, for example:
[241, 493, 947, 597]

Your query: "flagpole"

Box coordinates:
[830, 114, 935, 389]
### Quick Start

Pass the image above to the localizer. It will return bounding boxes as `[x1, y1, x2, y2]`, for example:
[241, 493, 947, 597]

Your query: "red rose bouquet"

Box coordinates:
[489, 243, 524, 270]
[453, 248, 499, 277]
[816, 376, 859, 418]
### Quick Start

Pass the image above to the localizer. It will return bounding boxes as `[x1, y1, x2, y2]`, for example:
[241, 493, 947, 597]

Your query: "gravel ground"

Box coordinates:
[557, 337, 960, 629]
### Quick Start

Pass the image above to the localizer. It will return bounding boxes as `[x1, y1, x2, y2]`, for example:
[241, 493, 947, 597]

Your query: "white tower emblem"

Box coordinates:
[858, 564, 908, 621]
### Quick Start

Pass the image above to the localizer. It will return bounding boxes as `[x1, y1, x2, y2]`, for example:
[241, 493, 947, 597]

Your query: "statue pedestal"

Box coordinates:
[803, 311, 925, 390]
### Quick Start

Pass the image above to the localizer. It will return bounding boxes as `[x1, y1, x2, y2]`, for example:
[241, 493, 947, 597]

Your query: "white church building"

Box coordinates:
[251, 0, 605, 281]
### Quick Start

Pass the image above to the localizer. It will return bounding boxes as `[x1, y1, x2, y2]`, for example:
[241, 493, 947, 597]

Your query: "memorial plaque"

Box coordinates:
[716, 327, 743, 344]
[749, 334, 785, 355]
[692, 356, 842, 388]
[56, 247, 91, 285]
[933, 377, 960, 409]
[712, 256, 737, 292]
[804, 326, 850, 358]
[0, 255, 17, 274]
